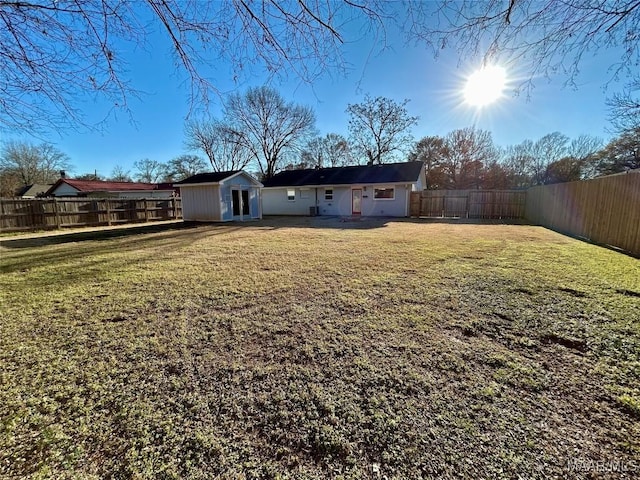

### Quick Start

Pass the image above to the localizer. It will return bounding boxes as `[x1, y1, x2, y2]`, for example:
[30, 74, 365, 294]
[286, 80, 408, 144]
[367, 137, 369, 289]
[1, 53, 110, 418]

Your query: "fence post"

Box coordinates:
[53, 198, 61, 228]
[172, 197, 178, 219]
[105, 200, 112, 226]
[466, 194, 470, 219]
[144, 199, 149, 222]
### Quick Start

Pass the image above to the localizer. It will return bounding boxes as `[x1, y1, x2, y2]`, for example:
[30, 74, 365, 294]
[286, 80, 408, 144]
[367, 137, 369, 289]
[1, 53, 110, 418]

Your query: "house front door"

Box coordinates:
[352, 188, 362, 215]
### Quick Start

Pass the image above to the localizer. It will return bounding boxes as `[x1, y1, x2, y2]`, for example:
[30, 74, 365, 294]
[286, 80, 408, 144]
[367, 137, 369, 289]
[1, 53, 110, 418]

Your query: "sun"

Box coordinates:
[463, 65, 507, 107]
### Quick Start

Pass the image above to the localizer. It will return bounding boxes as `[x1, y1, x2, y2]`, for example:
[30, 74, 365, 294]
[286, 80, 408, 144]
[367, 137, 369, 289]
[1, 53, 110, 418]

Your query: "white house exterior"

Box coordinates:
[175, 171, 262, 222]
[262, 162, 425, 217]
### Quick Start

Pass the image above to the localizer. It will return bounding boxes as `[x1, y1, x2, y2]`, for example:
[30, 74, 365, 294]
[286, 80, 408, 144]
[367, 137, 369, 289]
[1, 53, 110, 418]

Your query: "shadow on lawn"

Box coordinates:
[0, 221, 214, 250]
[1, 216, 533, 250]
[0, 222, 237, 275]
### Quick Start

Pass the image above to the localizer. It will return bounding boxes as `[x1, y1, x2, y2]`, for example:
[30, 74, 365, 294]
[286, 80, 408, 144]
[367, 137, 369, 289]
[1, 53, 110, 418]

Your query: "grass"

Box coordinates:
[1, 217, 639, 479]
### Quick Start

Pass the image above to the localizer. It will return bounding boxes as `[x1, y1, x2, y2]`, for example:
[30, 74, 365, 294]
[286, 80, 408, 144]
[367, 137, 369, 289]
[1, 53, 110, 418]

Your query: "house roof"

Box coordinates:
[16, 184, 53, 197]
[262, 161, 424, 188]
[46, 178, 173, 195]
[174, 171, 241, 185]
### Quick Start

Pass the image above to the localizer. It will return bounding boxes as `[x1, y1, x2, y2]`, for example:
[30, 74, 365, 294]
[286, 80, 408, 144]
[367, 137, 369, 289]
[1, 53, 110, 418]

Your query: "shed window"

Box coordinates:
[287, 189, 295, 201]
[300, 188, 310, 199]
[374, 187, 395, 200]
[325, 188, 333, 200]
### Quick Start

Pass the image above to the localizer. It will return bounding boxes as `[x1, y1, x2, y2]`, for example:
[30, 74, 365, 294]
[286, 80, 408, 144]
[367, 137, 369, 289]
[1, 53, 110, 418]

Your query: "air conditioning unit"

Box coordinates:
[309, 206, 318, 216]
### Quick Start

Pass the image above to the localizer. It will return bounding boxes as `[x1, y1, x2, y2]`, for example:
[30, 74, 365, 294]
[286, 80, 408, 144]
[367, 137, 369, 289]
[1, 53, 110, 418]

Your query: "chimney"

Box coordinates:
[59, 170, 66, 179]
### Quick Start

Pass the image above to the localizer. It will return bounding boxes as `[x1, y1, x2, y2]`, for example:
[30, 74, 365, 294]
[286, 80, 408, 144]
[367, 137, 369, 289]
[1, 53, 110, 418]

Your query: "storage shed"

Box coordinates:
[175, 171, 263, 222]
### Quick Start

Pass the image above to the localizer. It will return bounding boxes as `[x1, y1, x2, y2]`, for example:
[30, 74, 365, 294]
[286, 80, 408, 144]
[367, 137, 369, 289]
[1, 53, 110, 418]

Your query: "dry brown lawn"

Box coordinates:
[1, 217, 639, 479]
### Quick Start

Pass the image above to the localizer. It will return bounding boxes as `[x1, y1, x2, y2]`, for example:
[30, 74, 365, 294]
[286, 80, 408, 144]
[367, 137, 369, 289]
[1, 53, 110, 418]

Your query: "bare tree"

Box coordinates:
[568, 135, 604, 161]
[0, 169, 22, 197]
[530, 132, 570, 185]
[108, 165, 132, 182]
[164, 154, 208, 181]
[0, 140, 72, 185]
[568, 134, 604, 179]
[503, 140, 536, 188]
[184, 119, 254, 172]
[223, 86, 316, 179]
[0, 0, 389, 134]
[607, 79, 640, 132]
[408, 136, 449, 189]
[133, 158, 165, 183]
[347, 95, 419, 165]
[442, 127, 497, 189]
[301, 133, 352, 168]
[3, 1, 639, 135]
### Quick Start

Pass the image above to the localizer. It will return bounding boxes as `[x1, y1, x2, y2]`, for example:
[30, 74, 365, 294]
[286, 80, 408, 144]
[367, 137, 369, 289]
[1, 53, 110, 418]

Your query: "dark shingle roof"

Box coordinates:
[174, 171, 240, 184]
[262, 161, 424, 188]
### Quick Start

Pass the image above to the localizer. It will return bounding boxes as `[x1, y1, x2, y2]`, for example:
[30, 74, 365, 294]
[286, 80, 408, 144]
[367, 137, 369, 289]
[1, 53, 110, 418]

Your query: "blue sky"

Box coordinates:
[6, 9, 623, 177]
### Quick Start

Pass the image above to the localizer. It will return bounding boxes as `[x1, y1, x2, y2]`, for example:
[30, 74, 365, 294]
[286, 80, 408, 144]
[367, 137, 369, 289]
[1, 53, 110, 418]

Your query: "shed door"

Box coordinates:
[242, 190, 250, 215]
[232, 190, 240, 216]
[352, 188, 362, 215]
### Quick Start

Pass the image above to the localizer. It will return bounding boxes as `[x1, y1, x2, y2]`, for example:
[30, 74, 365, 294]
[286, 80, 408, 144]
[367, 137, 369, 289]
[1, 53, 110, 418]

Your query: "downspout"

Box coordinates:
[405, 184, 410, 217]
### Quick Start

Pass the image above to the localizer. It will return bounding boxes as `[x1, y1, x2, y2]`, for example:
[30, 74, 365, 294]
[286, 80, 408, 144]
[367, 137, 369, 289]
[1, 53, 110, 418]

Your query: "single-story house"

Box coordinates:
[262, 161, 426, 217]
[46, 178, 176, 198]
[174, 171, 263, 222]
[16, 184, 54, 198]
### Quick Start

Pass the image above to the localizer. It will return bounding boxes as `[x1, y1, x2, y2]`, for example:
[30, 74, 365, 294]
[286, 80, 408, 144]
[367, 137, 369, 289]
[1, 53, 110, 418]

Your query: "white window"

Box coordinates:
[287, 189, 295, 201]
[374, 187, 395, 200]
[324, 188, 333, 200]
[300, 188, 310, 199]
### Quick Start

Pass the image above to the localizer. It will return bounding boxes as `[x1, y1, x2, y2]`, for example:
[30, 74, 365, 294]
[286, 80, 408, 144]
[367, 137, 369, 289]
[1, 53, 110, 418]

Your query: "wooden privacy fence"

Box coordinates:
[410, 189, 527, 219]
[0, 197, 183, 232]
[526, 172, 640, 256]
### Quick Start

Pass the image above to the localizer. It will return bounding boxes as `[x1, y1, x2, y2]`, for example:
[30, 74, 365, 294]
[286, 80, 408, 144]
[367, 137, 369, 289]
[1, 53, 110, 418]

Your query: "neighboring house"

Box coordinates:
[262, 161, 426, 217]
[175, 171, 263, 222]
[46, 179, 176, 198]
[16, 184, 53, 198]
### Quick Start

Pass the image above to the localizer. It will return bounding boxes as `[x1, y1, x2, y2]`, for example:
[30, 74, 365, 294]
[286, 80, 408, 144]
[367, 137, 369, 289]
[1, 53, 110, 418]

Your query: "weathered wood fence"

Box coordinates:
[410, 189, 527, 219]
[0, 197, 182, 232]
[526, 172, 640, 256]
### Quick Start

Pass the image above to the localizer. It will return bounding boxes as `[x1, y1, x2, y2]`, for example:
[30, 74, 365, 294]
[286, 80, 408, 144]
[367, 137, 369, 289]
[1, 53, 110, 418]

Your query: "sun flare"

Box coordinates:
[463, 65, 507, 107]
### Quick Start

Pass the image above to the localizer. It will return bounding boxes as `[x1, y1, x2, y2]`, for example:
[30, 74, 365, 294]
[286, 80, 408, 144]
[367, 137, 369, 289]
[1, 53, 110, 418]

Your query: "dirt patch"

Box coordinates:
[541, 333, 588, 353]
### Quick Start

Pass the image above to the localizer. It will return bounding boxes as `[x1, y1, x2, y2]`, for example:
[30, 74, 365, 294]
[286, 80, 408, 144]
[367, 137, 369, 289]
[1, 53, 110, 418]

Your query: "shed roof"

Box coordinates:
[174, 170, 262, 187]
[262, 161, 424, 188]
[174, 171, 241, 184]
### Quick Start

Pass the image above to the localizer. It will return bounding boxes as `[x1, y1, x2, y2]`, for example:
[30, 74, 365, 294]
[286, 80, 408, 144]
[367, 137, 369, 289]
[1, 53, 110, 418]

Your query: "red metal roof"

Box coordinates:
[49, 178, 172, 193]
